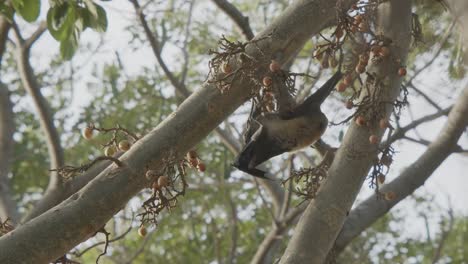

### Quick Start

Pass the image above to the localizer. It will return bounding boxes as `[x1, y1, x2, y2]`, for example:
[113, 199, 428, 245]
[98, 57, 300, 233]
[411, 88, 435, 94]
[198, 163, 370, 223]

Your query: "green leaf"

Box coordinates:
[87, 3, 107, 32]
[47, 3, 76, 41]
[12, 0, 40, 22]
[83, 0, 98, 18]
[60, 28, 79, 60]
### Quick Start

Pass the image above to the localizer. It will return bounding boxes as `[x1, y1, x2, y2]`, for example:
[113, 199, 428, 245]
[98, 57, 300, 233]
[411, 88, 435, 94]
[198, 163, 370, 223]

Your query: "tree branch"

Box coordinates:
[384, 106, 452, 145]
[280, 1, 411, 263]
[334, 85, 468, 253]
[211, 0, 255, 40]
[0, 17, 19, 225]
[13, 22, 65, 191]
[0, 0, 347, 261]
[0, 83, 19, 224]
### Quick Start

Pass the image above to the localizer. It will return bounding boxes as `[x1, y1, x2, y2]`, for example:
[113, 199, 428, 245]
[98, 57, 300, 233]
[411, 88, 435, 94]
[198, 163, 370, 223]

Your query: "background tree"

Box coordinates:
[0, 0, 466, 263]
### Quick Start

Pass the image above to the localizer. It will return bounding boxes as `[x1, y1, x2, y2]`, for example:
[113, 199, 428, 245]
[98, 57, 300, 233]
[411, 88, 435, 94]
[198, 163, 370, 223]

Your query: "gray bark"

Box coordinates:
[0, 17, 19, 224]
[280, 1, 412, 263]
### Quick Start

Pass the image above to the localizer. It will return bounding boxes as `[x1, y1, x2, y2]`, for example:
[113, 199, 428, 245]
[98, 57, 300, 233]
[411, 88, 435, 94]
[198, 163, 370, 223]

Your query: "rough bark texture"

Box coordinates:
[334, 0, 468, 253]
[279, 1, 412, 263]
[0, 83, 19, 224]
[0, 17, 19, 224]
[335, 85, 468, 252]
[0, 0, 353, 262]
[15, 45, 65, 221]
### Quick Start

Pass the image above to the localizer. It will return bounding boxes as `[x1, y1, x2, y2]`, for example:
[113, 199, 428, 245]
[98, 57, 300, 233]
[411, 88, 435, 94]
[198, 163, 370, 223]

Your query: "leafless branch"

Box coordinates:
[72, 224, 133, 257]
[334, 86, 468, 254]
[407, 82, 444, 111]
[406, 20, 455, 85]
[432, 207, 455, 264]
[384, 106, 452, 145]
[24, 21, 47, 50]
[211, 0, 255, 40]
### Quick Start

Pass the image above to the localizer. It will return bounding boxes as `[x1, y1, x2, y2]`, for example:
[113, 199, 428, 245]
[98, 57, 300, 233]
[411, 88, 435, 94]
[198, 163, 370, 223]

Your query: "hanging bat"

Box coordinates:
[233, 70, 342, 178]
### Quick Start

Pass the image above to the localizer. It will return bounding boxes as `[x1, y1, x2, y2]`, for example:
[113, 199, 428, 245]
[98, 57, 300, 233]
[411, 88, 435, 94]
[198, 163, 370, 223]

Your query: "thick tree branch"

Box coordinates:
[0, 0, 349, 262]
[335, 86, 468, 253]
[0, 83, 19, 224]
[13, 23, 65, 190]
[280, 1, 411, 263]
[0, 17, 19, 225]
[211, 0, 255, 40]
[0, 16, 11, 69]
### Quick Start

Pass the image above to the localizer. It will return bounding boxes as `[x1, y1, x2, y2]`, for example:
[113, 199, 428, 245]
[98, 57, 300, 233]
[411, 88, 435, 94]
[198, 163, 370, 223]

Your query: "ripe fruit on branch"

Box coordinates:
[118, 140, 131, 151]
[138, 226, 147, 237]
[82, 127, 93, 140]
[355, 116, 366, 126]
[398, 67, 407, 76]
[381, 155, 393, 167]
[269, 60, 281, 72]
[384, 191, 396, 201]
[378, 174, 386, 184]
[379, 46, 390, 57]
[337, 82, 347, 92]
[262, 76, 273, 87]
[369, 135, 379, 144]
[379, 118, 389, 129]
[104, 146, 116, 157]
[158, 175, 169, 188]
[197, 163, 206, 172]
[343, 74, 353, 86]
[222, 62, 232, 74]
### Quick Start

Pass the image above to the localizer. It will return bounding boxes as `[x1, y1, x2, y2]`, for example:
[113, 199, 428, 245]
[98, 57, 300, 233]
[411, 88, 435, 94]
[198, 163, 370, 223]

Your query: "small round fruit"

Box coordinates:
[354, 14, 363, 23]
[384, 191, 396, 201]
[82, 127, 93, 140]
[398, 67, 407, 76]
[379, 118, 389, 129]
[377, 174, 386, 184]
[337, 82, 347, 92]
[222, 62, 232, 74]
[197, 163, 206, 172]
[345, 100, 353, 109]
[269, 60, 281, 72]
[379, 46, 390, 57]
[343, 74, 353, 86]
[381, 155, 393, 166]
[189, 158, 199, 167]
[370, 45, 381, 55]
[138, 226, 147, 237]
[355, 116, 366, 126]
[146, 170, 158, 180]
[152, 181, 160, 190]
[187, 150, 198, 160]
[118, 140, 131, 151]
[359, 53, 369, 63]
[104, 146, 116, 157]
[262, 76, 273, 87]
[158, 175, 169, 188]
[369, 134, 379, 144]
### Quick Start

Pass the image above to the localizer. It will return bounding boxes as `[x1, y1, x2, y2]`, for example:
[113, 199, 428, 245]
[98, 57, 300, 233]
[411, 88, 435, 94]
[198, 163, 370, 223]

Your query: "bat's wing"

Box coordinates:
[233, 123, 290, 179]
